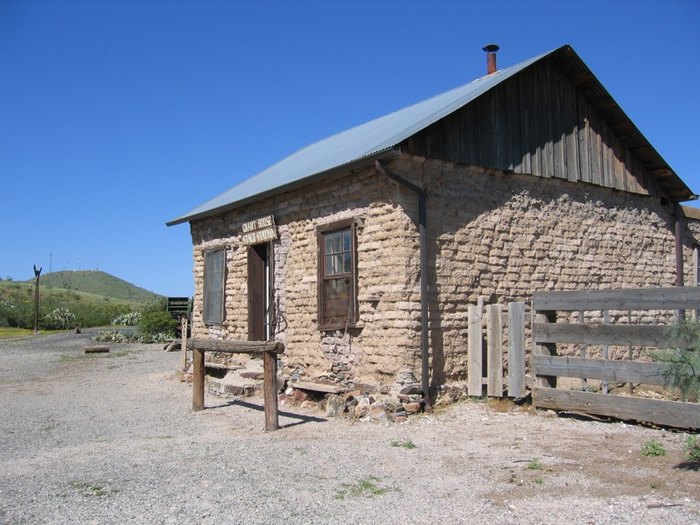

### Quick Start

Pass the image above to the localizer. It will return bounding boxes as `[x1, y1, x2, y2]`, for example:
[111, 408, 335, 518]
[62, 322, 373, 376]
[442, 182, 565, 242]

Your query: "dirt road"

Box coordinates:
[0, 331, 698, 524]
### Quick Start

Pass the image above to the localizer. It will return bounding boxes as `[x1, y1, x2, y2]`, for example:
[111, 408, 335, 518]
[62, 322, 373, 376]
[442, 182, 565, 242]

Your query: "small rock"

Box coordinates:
[404, 402, 422, 414]
[325, 394, 345, 417]
[292, 389, 309, 402]
[399, 384, 423, 395]
[239, 371, 264, 380]
[369, 407, 388, 422]
[354, 404, 370, 419]
[300, 400, 318, 411]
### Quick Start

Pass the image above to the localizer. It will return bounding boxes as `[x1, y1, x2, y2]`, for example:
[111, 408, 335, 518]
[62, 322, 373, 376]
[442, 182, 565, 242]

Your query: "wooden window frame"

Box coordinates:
[203, 248, 226, 325]
[317, 218, 357, 331]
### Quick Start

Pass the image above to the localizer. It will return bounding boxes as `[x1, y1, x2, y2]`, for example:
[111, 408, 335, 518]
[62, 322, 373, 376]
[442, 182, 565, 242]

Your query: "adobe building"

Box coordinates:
[168, 45, 698, 399]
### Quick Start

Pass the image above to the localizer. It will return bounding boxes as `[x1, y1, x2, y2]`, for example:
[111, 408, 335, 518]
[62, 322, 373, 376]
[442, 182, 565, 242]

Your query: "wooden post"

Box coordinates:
[532, 310, 557, 390]
[602, 310, 609, 395]
[192, 348, 205, 411]
[579, 310, 588, 391]
[467, 304, 483, 396]
[507, 302, 526, 398]
[486, 304, 503, 397]
[32, 265, 42, 334]
[263, 351, 279, 431]
[180, 317, 189, 371]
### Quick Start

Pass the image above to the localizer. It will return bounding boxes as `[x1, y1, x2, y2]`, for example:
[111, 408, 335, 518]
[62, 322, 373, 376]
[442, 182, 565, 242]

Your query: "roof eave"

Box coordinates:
[165, 148, 401, 226]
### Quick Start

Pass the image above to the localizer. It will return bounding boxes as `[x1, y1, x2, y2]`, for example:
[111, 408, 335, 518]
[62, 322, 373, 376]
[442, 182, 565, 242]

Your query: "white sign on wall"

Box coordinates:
[241, 215, 277, 245]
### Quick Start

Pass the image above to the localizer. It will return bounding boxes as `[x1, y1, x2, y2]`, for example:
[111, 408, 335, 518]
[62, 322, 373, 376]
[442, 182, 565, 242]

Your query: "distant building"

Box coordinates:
[168, 45, 698, 396]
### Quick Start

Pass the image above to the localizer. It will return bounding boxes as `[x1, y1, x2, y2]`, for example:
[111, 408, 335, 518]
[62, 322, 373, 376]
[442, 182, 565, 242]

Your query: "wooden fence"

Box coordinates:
[467, 301, 527, 399]
[531, 287, 700, 429]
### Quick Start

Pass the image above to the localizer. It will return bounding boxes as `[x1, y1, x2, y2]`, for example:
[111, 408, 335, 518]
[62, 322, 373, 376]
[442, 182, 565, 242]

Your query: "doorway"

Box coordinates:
[247, 243, 272, 341]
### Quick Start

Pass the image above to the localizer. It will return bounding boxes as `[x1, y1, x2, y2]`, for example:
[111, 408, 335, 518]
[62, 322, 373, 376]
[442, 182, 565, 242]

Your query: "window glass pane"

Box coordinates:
[325, 255, 334, 276]
[343, 252, 352, 273]
[334, 232, 342, 253]
[343, 230, 351, 251]
[204, 249, 225, 324]
[325, 235, 333, 254]
[335, 254, 343, 275]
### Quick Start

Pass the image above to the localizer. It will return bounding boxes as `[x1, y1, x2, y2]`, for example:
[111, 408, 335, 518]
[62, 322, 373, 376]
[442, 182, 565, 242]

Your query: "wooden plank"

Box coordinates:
[84, 345, 109, 354]
[467, 305, 483, 396]
[533, 323, 670, 347]
[293, 381, 346, 394]
[180, 317, 189, 372]
[532, 355, 679, 386]
[487, 304, 503, 397]
[532, 387, 700, 429]
[192, 349, 205, 412]
[533, 287, 700, 311]
[532, 312, 557, 388]
[263, 351, 279, 431]
[508, 302, 526, 398]
[189, 338, 284, 355]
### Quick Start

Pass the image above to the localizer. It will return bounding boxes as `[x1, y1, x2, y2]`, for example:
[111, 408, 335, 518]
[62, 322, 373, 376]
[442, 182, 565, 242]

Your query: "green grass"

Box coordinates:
[0, 327, 33, 338]
[1, 271, 162, 329]
[69, 481, 119, 497]
[390, 439, 417, 449]
[335, 476, 398, 499]
[526, 459, 543, 470]
[641, 440, 667, 457]
[34, 270, 161, 304]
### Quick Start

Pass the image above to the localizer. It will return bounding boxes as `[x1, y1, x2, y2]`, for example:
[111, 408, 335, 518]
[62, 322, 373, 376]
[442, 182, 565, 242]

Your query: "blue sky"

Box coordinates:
[1, 0, 699, 296]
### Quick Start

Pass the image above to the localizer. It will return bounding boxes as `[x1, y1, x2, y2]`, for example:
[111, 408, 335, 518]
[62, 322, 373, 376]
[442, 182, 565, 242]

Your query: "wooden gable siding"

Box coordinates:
[403, 59, 661, 197]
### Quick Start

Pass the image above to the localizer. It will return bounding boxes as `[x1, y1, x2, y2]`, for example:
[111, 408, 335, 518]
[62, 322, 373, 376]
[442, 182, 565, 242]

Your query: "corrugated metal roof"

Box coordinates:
[167, 45, 692, 226]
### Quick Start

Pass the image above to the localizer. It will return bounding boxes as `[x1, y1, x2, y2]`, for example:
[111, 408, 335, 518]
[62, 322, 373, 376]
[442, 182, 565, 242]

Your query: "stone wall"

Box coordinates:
[188, 153, 698, 391]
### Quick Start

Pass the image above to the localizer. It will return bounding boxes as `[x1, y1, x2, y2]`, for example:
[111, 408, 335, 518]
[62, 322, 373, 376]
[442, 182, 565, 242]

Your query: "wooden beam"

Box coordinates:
[533, 323, 670, 347]
[533, 287, 700, 312]
[189, 338, 284, 354]
[507, 302, 526, 398]
[532, 311, 557, 389]
[487, 304, 503, 397]
[532, 355, 681, 386]
[263, 351, 279, 431]
[467, 305, 483, 396]
[192, 349, 205, 412]
[532, 387, 700, 429]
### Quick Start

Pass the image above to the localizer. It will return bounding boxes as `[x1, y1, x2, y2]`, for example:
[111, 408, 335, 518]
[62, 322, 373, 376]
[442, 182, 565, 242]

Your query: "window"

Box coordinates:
[318, 219, 356, 330]
[203, 248, 225, 324]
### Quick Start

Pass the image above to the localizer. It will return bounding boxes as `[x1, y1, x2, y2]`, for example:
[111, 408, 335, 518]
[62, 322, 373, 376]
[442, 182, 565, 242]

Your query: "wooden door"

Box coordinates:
[248, 243, 270, 341]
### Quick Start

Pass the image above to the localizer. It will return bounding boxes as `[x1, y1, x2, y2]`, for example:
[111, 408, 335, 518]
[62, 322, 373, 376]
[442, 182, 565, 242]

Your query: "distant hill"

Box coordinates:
[34, 270, 162, 304]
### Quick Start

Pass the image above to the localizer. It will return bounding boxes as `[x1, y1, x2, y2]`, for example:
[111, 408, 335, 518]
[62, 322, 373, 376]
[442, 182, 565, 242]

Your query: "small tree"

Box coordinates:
[651, 319, 700, 402]
[138, 300, 177, 338]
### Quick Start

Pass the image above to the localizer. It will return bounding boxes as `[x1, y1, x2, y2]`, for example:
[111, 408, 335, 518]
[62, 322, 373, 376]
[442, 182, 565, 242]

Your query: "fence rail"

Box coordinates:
[531, 287, 700, 429]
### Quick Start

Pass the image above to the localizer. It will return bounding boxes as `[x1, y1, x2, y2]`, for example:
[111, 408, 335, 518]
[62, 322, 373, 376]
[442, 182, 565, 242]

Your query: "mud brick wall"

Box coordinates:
[189, 153, 699, 390]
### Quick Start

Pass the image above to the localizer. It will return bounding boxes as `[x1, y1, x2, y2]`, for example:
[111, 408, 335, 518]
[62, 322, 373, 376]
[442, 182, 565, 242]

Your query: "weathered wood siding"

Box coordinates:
[403, 58, 660, 197]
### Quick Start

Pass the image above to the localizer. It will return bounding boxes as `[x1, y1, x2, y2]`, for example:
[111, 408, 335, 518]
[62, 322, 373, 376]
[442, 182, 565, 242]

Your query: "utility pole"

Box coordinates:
[33, 265, 42, 334]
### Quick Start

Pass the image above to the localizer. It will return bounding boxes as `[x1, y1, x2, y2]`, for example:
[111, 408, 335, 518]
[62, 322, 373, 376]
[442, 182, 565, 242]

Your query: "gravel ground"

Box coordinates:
[0, 331, 698, 525]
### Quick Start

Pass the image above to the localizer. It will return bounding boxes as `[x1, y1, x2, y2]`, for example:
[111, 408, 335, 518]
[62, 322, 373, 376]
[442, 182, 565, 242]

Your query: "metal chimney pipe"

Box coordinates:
[483, 44, 500, 74]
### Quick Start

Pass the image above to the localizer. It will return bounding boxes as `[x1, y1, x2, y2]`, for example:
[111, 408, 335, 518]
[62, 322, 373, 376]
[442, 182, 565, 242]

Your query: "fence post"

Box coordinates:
[532, 309, 557, 390]
[263, 350, 279, 431]
[467, 304, 483, 396]
[192, 348, 205, 411]
[508, 302, 526, 398]
[487, 304, 503, 397]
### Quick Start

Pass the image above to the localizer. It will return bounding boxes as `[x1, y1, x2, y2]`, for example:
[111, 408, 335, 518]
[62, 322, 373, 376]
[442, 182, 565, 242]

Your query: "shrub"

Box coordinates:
[686, 436, 700, 463]
[641, 440, 666, 457]
[112, 312, 141, 326]
[651, 319, 700, 402]
[43, 308, 77, 330]
[139, 301, 177, 338]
